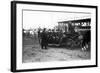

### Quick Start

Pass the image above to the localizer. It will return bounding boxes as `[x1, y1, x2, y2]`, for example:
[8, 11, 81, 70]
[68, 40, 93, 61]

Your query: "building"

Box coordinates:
[57, 18, 91, 33]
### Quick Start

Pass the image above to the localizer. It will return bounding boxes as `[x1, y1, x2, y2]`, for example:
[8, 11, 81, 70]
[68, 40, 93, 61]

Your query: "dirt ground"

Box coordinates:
[22, 37, 91, 63]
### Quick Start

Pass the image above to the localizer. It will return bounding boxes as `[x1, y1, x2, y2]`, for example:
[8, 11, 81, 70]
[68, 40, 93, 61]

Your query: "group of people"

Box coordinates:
[37, 27, 91, 51]
[38, 28, 63, 49]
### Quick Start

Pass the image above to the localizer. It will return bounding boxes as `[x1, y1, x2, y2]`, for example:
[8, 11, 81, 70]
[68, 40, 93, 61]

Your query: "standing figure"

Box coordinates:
[82, 30, 91, 51]
[40, 28, 48, 49]
[38, 29, 41, 44]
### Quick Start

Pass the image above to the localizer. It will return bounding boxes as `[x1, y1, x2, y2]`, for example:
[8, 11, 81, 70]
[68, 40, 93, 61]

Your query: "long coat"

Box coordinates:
[41, 31, 48, 46]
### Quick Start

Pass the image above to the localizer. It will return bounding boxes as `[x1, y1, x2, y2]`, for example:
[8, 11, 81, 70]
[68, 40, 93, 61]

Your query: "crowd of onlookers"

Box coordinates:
[23, 26, 91, 51]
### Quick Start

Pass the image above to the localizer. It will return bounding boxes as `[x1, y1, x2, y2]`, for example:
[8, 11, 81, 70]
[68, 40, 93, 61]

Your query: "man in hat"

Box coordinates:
[40, 28, 48, 49]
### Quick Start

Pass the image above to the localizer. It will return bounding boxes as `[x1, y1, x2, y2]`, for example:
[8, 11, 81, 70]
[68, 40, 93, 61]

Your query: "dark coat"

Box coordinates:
[41, 31, 48, 45]
[82, 30, 91, 47]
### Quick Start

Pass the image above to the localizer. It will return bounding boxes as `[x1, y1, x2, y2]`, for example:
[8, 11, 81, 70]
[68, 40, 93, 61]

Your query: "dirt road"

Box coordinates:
[23, 44, 90, 63]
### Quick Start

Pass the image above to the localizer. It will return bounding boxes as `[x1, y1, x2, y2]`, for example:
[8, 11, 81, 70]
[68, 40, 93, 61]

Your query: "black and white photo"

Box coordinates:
[22, 9, 91, 63]
[11, 1, 98, 72]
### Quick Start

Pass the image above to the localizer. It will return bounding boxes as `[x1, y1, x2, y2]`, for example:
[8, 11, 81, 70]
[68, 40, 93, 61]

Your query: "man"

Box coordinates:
[38, 29, 41, 44]
[40, 28, 48, 49]
[82, 30, 91, 51]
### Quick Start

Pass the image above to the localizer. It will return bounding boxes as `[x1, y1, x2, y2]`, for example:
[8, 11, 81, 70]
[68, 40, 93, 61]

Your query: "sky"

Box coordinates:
[23, 10, 91, 30]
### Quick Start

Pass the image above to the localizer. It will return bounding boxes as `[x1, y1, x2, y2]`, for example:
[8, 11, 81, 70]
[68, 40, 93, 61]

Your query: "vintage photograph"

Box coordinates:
[11, 1, 97, 72]
[22, 10, 91, 63]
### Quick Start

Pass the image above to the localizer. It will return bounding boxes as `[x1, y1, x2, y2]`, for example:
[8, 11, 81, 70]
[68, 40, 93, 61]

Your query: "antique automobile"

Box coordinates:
[47, 18, 91, 49]
[47, 29, 83, 48]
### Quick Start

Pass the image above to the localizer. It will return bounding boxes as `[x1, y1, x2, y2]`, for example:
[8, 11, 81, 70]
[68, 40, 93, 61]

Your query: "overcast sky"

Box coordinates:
[23, 10, 91, 29]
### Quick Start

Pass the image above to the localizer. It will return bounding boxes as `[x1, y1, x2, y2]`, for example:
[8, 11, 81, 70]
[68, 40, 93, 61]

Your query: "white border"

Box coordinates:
[16, 3, 96, 70]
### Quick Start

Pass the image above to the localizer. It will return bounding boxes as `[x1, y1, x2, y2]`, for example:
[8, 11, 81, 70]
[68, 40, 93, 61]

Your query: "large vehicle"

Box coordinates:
[47, 18, 91, 48]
